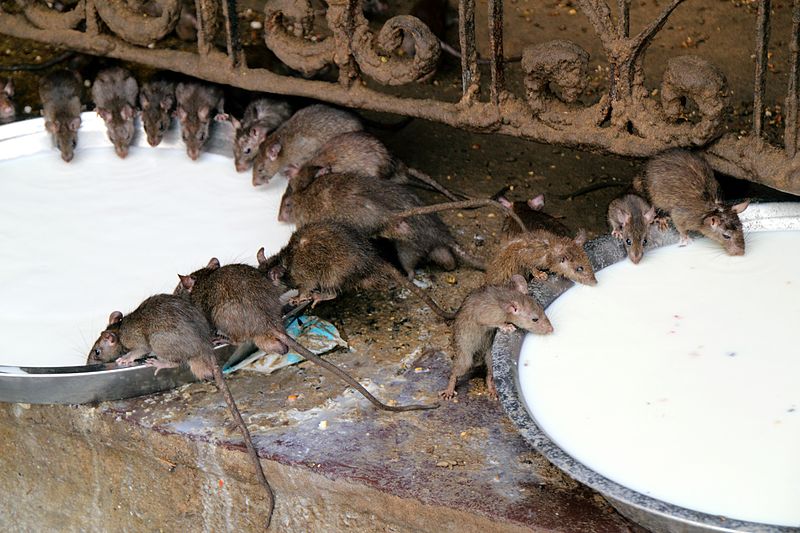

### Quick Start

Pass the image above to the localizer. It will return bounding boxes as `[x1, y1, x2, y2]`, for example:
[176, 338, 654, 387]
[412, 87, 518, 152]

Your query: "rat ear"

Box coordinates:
[45, 120, 56, 133]
[704, 214, 721, 228]
[178, 274, 195, 291]
[177, 107, 187, 121]
[249, 125, 267, 140]
[285, 164, 299, 179]
[198, 106, 210, 121]
[207, 257, 221, 270]
[314, 166, 331, 178]
[504, 302, 519, 315]
[731, 199, 750, 214]
[496, 196, 512, 209]
[615, 209, 632, 226]
[4, 79, 13, 96]
[97, 108, 111, 122]
[267, 141, 281, 161]
[267, 265, 285, 283]
[574, 229, 588, 246]
[644, 205, 656, 224]
[256, 247, 267, 266]
[229, 115, 241, 130]
[509, 274, 528, 295]
[527, 194, 545, 210]
[69, 118, 81, 132]
[108, 311, 123, 325]
[121, 105, 134, 121]
[101, 330, 118, 344]
[140, 94, 149, 108]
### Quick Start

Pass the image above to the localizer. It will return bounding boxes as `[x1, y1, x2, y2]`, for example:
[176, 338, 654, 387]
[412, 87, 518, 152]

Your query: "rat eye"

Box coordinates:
[625, 238, 632, 246]
[244, 147, 252, 155]
[723, 233, 731, 240]
[576, 266, 584, 272]
[199, 132, 207, 142]
[531, 316, 538, 322]
[560, 257, 566, 264]
[93, 348, 101, 356]
[643, 239, 648, 245]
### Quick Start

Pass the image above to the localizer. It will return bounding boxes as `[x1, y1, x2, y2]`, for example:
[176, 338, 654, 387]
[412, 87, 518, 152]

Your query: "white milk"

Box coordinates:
[0, 117, 294, 367]
[519, 231, 800, 526]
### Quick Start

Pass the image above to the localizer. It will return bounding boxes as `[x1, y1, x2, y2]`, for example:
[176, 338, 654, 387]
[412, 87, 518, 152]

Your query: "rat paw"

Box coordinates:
[611, 229, 623, 239]
[533, 270, 549, 281]
[499, 323, 517, 333]
[144, 358, 179, 375]
[678, 234, 692, 247]
[438, 389, 457, 401]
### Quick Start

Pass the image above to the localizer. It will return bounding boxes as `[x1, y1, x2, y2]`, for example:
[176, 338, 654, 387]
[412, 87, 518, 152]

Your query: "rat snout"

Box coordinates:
[235, 161, 249, 173]
[115, 145, 129, 159]
[188, 147, 200, 161]
[0, 103, 13, 119]
[60, 149, 74, 163]
[146, 134, 159, 147]
[630, 249, 643, 264]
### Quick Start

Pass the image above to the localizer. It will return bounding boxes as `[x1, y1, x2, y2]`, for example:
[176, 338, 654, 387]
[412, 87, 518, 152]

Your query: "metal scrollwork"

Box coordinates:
[94, 0, 181, 47]
[351, 15, 440, 86]
[660, 55, 729, 145]
[521, 40, 589, 115]
[263, 0, 335, 77]
[17, 0, 85, 30]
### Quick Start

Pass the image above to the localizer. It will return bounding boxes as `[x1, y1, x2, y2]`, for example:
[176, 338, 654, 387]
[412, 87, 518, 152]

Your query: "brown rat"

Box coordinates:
[139, 73, 176, 147]
[252, 104, 363, 186]
[177, 258, 439, 411]
[440, 275, 553, 400]
[607, 193, 657, 264]
[259, 222, 455, 320]
[285, 131, 463, 200]
[39, 69, 82, 162]
[641, 149, 749, 255]
[86, 294, 275, 527]
[175, 80, 226, 161]
[231, 97, 292, 172]
[485, 229, 597, 286]
[0, 77, 14, 123]
[91, 67, 138, 158]
[279, 172, 486, 278]
[486, 196, 597, 286]
[497, 194, 545, 241]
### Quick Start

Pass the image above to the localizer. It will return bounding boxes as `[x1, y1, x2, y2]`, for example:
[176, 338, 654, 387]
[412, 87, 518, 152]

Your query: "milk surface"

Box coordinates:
[0, 121, 293, 366]
[519, 231, 800, 526]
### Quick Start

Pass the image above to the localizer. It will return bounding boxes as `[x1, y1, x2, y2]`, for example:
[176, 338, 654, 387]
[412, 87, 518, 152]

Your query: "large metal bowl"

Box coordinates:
[0, 114, 240, 405]
[493, 202, 800, 533]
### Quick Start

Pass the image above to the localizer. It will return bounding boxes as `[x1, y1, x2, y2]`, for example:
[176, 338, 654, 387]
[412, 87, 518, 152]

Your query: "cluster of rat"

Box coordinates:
[38, 66, 233, 162]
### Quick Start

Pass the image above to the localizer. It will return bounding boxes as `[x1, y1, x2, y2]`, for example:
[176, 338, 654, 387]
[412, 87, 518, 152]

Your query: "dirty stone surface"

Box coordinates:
[1, 1, 798, 531]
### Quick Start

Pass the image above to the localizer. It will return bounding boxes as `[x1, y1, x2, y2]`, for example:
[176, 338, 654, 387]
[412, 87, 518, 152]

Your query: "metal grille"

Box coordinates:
[1, 0, 798, 194]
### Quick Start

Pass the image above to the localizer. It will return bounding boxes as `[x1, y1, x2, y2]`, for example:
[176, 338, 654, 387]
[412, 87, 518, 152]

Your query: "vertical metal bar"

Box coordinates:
[221, 0, 242, 67]
[785, 0, 800, 157]
[488, 0, 504, 104]
[753, 0, 771, 138]
[617, 0, 630, 37]
[194, 0, 209, 56]
[459, 0, 479, 99]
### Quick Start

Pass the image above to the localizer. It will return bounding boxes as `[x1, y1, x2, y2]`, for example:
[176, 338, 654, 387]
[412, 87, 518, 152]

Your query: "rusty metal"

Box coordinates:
[458, 0, 479, 103]
[1, 0, 799, 195]
[753, 0, 771, 139]
[785, 0, 800, 158]
[488, 0, 504, 105]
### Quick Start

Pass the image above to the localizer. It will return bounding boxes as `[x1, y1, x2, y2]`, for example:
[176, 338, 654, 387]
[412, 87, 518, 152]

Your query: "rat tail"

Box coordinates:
[449, 242, 486, 271]
[278, 333, 439, 412]
[404, 166, 468, 201]
[391, 198, 527, 233]
[211, 361, 275, 528]
[380, 263, 456, 320]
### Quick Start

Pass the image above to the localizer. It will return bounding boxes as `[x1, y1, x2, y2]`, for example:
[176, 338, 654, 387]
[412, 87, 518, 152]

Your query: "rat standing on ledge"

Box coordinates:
[87, 294, 276, 527]
[175, 80, 227, 161]
[440, 275, 553, 400]
[640, 149, 749, 255]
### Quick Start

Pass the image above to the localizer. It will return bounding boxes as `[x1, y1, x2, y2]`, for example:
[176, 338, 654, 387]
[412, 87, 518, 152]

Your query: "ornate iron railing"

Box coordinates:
[1, 0, 798, 194]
